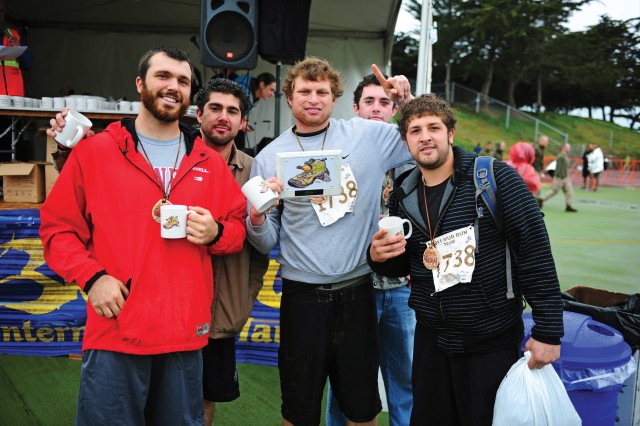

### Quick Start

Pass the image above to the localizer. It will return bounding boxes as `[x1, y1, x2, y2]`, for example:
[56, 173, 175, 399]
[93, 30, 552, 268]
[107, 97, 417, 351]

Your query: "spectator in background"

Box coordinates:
[474, 142, 482, 155]
[234, 72, 277, 151]
[507, 141, 541, 195]
[0, 0, 33, 96]
[581, 145, 592, 189]
[533, 135, 548, 179]
[493, 141, 506, 161]
[0, 0, 34, 169]
[483, 141, 493, 156]
[537, 142, 577, 212]
[586, 143, 604, 191]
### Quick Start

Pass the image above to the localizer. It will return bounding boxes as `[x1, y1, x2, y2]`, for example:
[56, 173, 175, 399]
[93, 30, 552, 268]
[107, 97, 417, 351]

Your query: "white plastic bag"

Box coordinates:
[492, 351, 582, 426]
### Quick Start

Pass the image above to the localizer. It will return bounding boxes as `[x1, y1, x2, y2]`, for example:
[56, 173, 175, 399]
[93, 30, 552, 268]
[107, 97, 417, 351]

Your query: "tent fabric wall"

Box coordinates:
[25, 28, 387, 148]
[26, 29, 201, 101]
[245, 37, 388, 148]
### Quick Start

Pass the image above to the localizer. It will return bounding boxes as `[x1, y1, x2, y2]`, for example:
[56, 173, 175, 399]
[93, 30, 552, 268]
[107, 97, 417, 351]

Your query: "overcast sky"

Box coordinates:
[395, 0, 640, 33]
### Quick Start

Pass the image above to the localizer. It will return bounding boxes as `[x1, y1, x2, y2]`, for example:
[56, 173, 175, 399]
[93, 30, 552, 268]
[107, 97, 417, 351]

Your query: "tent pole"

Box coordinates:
[275, 61, 282, 137]
[416, 0, 433, 95]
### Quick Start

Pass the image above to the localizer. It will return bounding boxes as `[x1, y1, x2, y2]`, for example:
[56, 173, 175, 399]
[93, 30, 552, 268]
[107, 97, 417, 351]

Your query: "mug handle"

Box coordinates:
[68, 126, 85, 148]
[402, 219, 413, 239]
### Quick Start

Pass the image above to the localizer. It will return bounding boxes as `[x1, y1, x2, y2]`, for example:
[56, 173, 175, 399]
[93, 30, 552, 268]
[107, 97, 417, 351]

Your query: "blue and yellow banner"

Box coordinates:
[0, 209, 281, 365]
[236, 247, 282, 367]
[0, 210, 85, 356]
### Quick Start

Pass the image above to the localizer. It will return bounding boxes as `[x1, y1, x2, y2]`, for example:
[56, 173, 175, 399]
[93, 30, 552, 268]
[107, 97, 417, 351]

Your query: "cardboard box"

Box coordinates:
[0, 162, 46, 203]
[45, 163, 59, 197]
[45, 135, 58, 163]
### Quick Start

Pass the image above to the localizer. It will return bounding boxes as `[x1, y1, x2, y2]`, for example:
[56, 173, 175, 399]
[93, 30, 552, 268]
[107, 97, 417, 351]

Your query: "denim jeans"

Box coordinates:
[326, 284, 415, 426]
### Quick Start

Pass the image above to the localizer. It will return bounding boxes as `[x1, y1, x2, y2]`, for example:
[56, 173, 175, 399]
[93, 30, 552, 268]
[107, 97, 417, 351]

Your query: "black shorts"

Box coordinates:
[202, 337, 240, 402]
[279, 277, 381, 426]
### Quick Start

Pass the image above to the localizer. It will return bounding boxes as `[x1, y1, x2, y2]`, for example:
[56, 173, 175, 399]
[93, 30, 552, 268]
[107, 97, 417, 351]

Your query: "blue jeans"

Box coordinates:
[326, 284, 415, 426]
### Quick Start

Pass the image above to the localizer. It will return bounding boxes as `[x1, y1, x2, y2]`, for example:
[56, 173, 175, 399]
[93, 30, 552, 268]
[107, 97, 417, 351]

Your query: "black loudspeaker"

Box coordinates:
[258, 0, 311, 65]
[200, 0, 258, 69]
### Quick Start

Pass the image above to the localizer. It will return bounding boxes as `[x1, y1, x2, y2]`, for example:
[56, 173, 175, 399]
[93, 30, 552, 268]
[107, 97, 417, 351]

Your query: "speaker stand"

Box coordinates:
[274, 61, 282, 137]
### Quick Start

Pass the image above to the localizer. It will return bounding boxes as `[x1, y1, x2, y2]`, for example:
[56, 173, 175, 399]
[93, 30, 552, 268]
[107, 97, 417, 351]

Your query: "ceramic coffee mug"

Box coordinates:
[116, 101, 132, 112]
[86, 98, 99, 111]
[54, 110, 93, 148]
[378, 216, 413, 239]
[41, 97, 53, 109]
[241, 176, 278, 213]
[53, 97, 65, 109]
[160, 204, 196, 239]
[75, 97, 87, 111]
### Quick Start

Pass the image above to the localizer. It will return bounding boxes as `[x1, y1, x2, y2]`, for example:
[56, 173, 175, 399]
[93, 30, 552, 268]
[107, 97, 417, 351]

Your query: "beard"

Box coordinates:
[415, 137, 453, 170]
[140, 82, 188, 123]
[201, 127, 236, 148]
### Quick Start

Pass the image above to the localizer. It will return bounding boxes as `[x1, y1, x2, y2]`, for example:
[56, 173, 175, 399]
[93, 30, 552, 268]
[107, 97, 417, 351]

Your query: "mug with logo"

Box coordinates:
[160, 205, 196, 239]
[241, 176, 278, 213]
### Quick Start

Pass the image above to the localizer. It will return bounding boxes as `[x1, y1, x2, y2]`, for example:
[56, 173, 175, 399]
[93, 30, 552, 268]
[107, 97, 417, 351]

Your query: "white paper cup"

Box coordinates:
[378, 216, 412, 239]
[160, 205, 196, 239]
[54, 110, 93, 148]
[41, 97, 53, 109]
[241, 176, 278, 213]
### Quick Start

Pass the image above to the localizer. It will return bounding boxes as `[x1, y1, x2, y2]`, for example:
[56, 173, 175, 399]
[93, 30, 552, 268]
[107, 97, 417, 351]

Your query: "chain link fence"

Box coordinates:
[432, 82, 568, 155]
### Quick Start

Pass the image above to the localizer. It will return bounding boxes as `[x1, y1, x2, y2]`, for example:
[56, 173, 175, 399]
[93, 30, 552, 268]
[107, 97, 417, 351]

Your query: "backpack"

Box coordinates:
[473, 156, 514, 299]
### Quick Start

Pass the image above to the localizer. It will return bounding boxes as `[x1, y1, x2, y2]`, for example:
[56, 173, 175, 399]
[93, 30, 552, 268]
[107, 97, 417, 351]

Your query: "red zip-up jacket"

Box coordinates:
[39, 119, 246, 355]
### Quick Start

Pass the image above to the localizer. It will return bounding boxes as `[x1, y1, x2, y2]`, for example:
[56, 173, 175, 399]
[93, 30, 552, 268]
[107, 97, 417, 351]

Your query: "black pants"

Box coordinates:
[411, 323, 520, 426]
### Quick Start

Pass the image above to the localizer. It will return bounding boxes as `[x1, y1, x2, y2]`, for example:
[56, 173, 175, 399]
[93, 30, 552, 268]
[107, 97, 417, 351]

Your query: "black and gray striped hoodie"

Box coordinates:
[368, 146, 564, 355]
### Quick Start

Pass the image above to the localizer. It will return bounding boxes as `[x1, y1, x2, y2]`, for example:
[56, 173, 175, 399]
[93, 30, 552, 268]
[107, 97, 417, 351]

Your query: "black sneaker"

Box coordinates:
[565, 206, 578, 212]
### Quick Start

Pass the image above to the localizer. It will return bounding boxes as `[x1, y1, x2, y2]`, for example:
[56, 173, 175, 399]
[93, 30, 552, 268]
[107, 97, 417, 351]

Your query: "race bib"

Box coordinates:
[430, 225, 476, 292]
[312, 164, 358, 226]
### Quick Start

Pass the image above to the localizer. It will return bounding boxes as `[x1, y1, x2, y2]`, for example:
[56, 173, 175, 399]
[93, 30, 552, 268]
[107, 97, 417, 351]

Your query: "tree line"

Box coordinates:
[392, 0, 640, 130]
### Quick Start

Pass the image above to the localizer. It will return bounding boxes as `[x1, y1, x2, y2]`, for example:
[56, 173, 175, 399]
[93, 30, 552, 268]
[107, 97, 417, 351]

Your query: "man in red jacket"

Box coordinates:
[39, 47, 246, 425]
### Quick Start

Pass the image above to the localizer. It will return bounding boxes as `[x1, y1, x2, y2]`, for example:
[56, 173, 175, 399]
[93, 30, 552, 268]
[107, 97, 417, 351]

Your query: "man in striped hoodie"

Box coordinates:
[368, 94, 563, 426]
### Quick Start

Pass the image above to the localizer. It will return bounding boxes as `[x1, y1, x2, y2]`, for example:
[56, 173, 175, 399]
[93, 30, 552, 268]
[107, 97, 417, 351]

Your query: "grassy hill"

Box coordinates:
[449, 103, 640, 159]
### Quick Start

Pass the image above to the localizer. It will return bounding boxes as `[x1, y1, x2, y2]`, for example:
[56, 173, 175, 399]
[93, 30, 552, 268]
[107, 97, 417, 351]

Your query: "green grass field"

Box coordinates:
[1, 184, 638, 425]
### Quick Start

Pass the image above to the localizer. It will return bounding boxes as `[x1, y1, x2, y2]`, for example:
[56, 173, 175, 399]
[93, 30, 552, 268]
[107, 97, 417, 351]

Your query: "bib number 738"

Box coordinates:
[441, 244, 475, 273]
[317, 179, 357, 211]
[431, 225, 476, 292]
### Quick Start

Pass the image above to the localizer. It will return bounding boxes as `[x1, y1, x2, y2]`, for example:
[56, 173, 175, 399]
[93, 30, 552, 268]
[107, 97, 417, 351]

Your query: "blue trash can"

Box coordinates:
[523, 311, 634, 426]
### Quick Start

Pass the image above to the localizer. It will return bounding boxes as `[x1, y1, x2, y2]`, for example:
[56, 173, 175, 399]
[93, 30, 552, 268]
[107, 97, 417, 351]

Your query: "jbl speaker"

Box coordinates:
[258, 0, 311, 65]
[200, 0, 258, 69]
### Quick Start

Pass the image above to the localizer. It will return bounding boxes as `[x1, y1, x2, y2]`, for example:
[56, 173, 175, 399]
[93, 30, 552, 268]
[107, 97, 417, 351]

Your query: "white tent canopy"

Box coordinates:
[8, 0, 402, 147]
